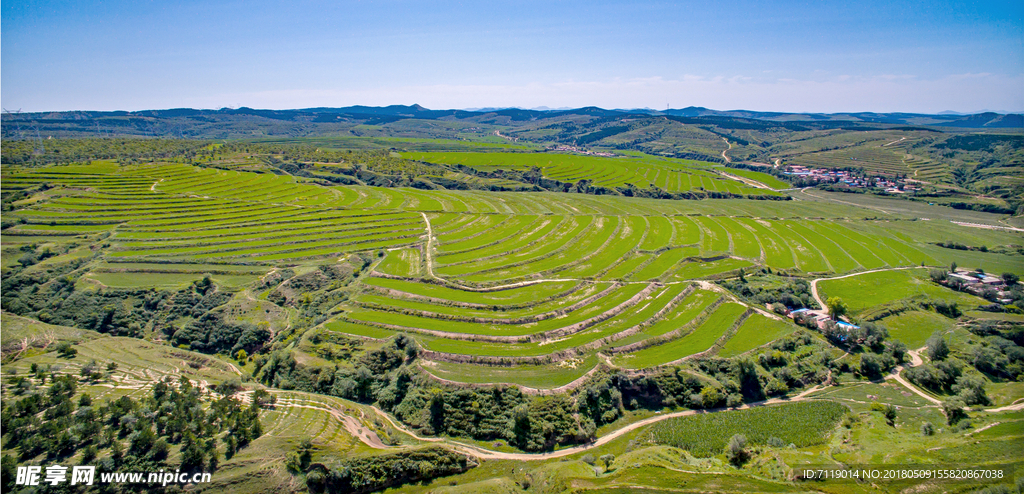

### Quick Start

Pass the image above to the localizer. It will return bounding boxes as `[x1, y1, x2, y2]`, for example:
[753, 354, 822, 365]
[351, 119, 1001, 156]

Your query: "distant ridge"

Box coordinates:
[7, 105, 1021, 128]
[3, 105, 1021, 140]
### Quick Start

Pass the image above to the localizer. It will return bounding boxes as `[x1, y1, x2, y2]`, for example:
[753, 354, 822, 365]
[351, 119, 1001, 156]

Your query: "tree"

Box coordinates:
[952, 375, 988, 406]
[56, 342, 77, 358]
[926, 333, 949, 361]
[725, 434, 748, 466]
[599, 454, 615, 471]
[826, 297, 848, 321]
[2, 455, 16, 493]
[1003, 273, 1019, 286]
[700, 386, 724, 408]
[883, 404, 898, 425]
[950, 261, 958, 273]
[942, 398, 967, 425]
[859, 353, 882, 379]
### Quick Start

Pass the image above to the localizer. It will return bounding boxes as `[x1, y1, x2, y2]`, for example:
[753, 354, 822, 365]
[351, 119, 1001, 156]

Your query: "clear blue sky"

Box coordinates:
[2, 0, 1022, 113]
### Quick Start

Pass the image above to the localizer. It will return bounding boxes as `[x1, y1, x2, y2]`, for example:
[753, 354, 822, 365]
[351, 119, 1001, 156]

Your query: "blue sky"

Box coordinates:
[2, 0, 1022, 112]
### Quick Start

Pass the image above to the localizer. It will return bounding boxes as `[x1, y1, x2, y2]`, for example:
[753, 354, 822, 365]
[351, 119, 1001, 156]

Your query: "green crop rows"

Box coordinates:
[648, 401, 848, 456]
[4, 157, 1020, 386]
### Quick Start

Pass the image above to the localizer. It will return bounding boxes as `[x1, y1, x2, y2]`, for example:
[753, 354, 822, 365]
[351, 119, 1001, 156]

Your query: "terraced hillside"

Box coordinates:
[4, 158, 1021, 391]
[403, 151, 785, 195]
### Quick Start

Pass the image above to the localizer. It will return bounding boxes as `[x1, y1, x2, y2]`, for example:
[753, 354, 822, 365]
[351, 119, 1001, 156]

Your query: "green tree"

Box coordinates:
[942, 398, 967, 425]
[926, 333, 949, 361]
[952, 375, 988, 405]
[826, 297, 848, 321]
[2, 455, 16, 493]
[883, 404, 898, 425]
[56, 342, 77, 358]
[599, 454, 616, 471]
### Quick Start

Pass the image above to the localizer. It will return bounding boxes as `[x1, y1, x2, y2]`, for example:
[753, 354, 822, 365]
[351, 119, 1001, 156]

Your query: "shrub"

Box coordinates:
[921, 422, 934, 436]
[725, 434, 748, 466]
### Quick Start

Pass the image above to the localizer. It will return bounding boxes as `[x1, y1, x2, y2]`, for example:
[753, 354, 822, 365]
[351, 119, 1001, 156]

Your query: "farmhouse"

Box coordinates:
[948, 273, 980, 284]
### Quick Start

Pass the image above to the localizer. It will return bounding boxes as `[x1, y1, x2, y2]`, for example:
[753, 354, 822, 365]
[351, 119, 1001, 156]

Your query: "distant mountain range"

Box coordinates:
[2, 104, 1021, 142]
[4, 105, 1021, 129]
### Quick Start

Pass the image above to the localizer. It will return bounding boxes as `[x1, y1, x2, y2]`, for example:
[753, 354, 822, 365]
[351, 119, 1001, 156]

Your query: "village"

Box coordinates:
[943, 269, 1020, 305]
[783, 164, 922, 193]
[549, 144, 616, 157]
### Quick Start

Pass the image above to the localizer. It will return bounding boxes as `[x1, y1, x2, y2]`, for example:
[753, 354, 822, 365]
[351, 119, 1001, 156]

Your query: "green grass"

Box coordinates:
[723, 168, 791, 189]
[877, 310, 957, 347]
[649, 401, 848, 456]
[719, 313, 796, 357]
[323, 319, 397, 339]
[356, 282, 612, 320]
[1, 312, 101, 361]
[817, 269, 989, 315]
[673, 257, 752, 280]
[616, 302, 747, 369]
[418, 353, 598, 389]
[361, 277, 580, 305]
[347, 283, 650, 338]
[376, 248, 422, 277]
[82, 271, 259, 290]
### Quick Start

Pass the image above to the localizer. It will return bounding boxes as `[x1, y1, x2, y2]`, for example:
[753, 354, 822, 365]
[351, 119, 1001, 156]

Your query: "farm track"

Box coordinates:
[371, 351, 1023, 460]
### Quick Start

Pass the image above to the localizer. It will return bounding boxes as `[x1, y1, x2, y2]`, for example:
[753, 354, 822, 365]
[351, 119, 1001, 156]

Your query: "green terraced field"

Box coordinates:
[4, 158, 1020, 383]
[403, 151, 784, 196]
[718, 313, 796, 357]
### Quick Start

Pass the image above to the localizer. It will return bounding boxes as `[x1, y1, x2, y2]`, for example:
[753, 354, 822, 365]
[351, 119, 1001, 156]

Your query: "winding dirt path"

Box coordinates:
[950, 221, 1024, 233]
[719, 171, 775, 191]
[420, 212, 437, 279]
[720, 137, 732, 163]
[371, 388, 825, 461]
[237, 390, 390, 449]
[795, 187, 895, 215]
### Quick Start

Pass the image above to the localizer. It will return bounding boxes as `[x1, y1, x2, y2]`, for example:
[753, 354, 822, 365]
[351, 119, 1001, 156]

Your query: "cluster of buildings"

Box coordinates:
[945, 271, 1018, 305]
[782, 165, 921, 193]
[550, 145, 615, 157]
[785, 308, 859, 332]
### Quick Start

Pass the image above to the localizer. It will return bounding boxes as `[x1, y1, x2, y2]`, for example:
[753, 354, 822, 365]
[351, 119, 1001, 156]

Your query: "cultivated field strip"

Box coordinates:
[402, 151, 784, 197]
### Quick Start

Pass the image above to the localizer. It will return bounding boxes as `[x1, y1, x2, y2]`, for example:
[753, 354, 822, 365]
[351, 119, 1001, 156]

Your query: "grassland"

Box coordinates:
[648, 401, 848, 456]
[817, 269, 990, 315]
[719, 314, 796, 357]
